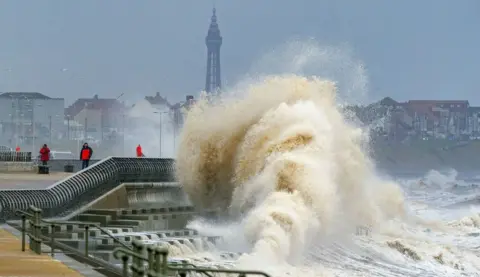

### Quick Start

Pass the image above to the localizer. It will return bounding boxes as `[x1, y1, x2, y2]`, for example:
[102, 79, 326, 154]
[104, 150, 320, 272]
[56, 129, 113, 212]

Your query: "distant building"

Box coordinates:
[171, 95, 196, 128]
[404, 100, 469, 138]
[357, 97, 473, 141]
[65, 94, 124, 140]
[127, 92, 174, 137]
[467, 106, 480, 136]
[144, 92, 172, 112]
[0, 92, 64, 147]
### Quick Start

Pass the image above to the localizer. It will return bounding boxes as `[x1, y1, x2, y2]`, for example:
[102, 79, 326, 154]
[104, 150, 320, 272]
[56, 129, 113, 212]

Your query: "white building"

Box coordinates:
[0, 92, 64, 148]
[65, 95, 124, 141]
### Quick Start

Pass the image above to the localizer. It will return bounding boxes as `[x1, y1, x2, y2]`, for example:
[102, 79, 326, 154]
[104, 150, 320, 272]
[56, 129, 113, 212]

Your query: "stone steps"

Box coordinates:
[32, 205, 224, 268]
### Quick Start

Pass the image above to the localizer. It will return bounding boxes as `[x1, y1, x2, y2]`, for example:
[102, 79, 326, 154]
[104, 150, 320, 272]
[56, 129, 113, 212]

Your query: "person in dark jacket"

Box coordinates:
[80, 143, 93, 169]
[39, 144, 50, 165]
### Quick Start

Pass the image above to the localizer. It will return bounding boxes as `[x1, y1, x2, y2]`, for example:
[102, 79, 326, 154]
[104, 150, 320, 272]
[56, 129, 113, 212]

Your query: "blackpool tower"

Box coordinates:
[204, 8, 222, 93]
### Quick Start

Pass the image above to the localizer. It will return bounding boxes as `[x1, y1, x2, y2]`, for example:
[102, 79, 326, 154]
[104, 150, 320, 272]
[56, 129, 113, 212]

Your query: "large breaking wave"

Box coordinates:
[176, 75, 406, 267]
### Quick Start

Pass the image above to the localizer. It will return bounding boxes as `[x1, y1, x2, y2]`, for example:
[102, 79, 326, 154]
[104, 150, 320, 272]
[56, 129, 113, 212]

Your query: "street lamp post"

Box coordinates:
[31, 102, 43, 154]
[153, 111, 168, 157]
[49, 115, 52, 145]
[122, 113, 125, 156]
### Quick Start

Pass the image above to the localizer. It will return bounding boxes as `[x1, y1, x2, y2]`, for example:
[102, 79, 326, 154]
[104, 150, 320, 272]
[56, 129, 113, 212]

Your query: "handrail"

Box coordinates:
[112, 247, 207, 272]
[113, 241, 272, 277]
[15, 207, 124, 277]
[36, 232, 124, 277]
[15, 210, 34, 218]
[41, 218, 132, 250]
[15, 207, 132, 259]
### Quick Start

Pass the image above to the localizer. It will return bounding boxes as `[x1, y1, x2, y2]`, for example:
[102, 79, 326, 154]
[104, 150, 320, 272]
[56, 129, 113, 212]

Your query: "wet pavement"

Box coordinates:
[0, 172, 73, 189]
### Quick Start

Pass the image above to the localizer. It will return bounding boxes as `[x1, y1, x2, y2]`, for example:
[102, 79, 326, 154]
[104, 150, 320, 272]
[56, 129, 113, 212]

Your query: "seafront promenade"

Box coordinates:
[0, 172, 72, 189]
[0, 172, 90, 276]
[0, 227, 85, 277]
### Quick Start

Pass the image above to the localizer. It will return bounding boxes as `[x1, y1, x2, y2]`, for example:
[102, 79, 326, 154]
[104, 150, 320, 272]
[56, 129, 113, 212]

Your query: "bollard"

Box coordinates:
[50, 224, 55, 257]
[21, 215, 26, 252]
[121, 255, 129, 277]
[84, 225, 89, 257]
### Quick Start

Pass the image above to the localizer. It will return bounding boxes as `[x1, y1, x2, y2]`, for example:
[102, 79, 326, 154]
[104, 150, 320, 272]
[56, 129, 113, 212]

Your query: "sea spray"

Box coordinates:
[176, 75, 406, 269]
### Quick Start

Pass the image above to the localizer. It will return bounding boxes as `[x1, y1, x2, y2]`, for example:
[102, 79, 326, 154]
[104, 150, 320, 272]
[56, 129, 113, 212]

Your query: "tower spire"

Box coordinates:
[204, 8, 222, 94]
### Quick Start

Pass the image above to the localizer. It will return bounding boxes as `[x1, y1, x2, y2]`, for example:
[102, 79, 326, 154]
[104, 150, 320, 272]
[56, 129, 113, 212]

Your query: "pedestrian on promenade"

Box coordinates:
[80, 143, 93, 169]
[136, 144, 145, 157]
[39, 144, 50, 166]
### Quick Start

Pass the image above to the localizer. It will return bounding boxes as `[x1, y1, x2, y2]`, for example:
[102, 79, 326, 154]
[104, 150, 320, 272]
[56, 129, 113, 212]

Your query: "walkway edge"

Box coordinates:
[1, 224, 104, 277]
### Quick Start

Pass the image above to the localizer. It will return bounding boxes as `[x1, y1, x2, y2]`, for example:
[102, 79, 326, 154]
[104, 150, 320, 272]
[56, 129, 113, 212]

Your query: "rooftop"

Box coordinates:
[145, 92, 172, 108]
[0, 92, 52, 99]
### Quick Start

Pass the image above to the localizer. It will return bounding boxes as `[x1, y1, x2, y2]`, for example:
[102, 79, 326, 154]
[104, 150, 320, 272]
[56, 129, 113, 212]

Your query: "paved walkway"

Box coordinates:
[0, 228, 84, 276]
[0, 172, 72, 189]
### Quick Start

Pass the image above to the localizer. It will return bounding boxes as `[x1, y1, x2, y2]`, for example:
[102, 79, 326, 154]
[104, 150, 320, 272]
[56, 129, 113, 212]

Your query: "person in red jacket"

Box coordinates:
[39, 144, 50, 165]
[136, 144, 144, 157]
[80, 143, 93, 169]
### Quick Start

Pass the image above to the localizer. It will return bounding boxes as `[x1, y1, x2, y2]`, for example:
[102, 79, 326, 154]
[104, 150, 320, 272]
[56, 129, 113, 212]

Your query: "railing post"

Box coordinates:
[33, 207, 42, 254]
[50, 224, 55, 257]
[28, 216, 33, 251]
[131, 240, 145, 277]
[21, 215, 26, 252]
[160, 248, 168, 276]
[136, 242, 145, 277]
[154, 247, 162, 276]
[121, 255, 129, 277]
[147, 246, 154, 273]
[84, 225, 89, 257]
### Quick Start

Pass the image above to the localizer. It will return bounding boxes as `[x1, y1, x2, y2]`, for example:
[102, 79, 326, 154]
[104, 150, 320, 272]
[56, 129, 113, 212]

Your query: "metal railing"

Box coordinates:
[0, 157, 176, 222]
[0, 151, 32, 162]
[15, 205, 271, 277]
[113, 240, 272, 277]
[15, 206, 133, 257]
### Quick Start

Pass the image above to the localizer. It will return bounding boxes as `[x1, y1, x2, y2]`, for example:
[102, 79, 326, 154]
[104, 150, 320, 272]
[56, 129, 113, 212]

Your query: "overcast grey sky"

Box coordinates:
[0, 0, 478, 105]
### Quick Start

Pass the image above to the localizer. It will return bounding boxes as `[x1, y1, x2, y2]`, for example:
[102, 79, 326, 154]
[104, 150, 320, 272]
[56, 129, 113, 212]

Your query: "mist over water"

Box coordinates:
[175, 43, 480, 276]
[125, 98, 178, 158]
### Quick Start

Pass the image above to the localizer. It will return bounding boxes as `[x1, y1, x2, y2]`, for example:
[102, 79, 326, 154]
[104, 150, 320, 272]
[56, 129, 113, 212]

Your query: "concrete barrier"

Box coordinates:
[46, 160, 101, 173]
[0, 162, 35, 173]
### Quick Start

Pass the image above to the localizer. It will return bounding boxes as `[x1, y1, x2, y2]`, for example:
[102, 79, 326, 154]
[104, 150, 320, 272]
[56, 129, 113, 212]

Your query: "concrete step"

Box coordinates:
[41, 226, 135, 239]
[76, 214, 111, 226]
[116, 213, 194, 231]
[85, 206, 195, 218]
[107, 219, 143, 227]
[93, 236, 221, 251]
